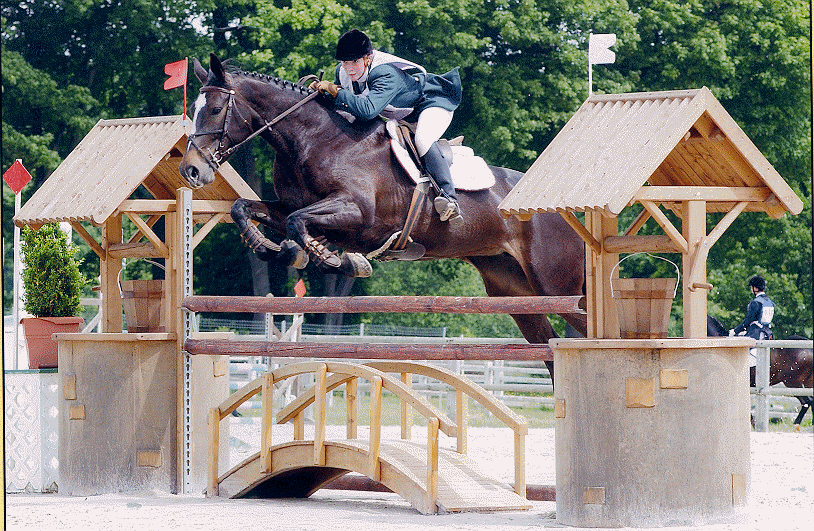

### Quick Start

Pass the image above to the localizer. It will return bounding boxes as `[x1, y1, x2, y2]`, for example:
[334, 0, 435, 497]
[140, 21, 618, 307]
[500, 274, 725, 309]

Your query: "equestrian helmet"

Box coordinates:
[336, 29, 373, 61]
[748, 275, 766, 291]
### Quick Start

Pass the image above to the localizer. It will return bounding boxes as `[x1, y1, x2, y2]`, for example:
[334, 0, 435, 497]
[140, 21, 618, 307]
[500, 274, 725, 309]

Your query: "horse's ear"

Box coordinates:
[209, 53, 226, 83]
[193, 57, 207, 84]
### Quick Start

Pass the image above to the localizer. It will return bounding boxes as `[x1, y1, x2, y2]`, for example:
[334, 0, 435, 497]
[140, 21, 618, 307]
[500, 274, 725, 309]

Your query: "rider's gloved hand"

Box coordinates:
[310, 80, 340, 97]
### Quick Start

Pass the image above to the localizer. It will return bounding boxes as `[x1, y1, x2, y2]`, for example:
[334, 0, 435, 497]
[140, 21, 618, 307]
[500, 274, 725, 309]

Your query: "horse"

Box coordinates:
[178, 53, 587, 380]
[708, 315, 813, 429]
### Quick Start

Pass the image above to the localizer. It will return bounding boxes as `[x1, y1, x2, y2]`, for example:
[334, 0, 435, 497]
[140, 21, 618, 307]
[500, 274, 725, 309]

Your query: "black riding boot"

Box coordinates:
[420, 142, 463, 226]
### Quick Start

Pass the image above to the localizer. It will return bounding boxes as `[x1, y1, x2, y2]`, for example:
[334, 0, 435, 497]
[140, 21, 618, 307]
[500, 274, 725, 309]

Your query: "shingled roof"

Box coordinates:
[14, 115, 257, 228]
[498, 87, 803, 220]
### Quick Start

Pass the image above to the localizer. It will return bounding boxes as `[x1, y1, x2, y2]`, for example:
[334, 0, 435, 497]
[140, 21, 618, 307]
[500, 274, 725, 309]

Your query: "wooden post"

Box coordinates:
[346, 378, 357, 439]
[207, 407, 220, 496]
[314, 364, 327, 466]
[682, 200, 707, 338]
[261, 373, 273, 472]
[294, 412, 304, 440]
[514, 429, 526, 497]
[101, 216, 122, 333]
[585, 211, 619, 338]
[426, 417, 439, 513]
[400, 372, 413, 440]
[368, 376, 382, 480]
[456, 388, 467, 454]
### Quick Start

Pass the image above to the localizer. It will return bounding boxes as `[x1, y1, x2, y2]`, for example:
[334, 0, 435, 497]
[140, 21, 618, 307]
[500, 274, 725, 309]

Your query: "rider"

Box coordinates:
[730, 275, 775, 341]
[310, 29, 464, 226]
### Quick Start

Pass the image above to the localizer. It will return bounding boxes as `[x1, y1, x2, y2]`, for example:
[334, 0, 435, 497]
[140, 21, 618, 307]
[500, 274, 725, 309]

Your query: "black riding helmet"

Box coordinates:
[748, 275, 766, 291]
[335, 29, 373, 61]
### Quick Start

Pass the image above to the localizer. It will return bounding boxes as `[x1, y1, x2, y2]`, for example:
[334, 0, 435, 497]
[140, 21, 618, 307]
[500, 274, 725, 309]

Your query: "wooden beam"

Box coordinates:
[126, 214, 161, 245]
[559, 211, 601, 255]
[70, 221, 105, 259]
[192, 213, 228, 251]
[622, 209, 651, 237]
[124, 212, 169, 258]
[640, 201, 689, 254]
[107, 242, 166, 259]
[603, 235, 681, 254]
[116, 199, 235, 215]
[687, 201, 749, 291]
[634, 186, 770, 202]
[182, 295, 586, 315]
[184, 340, 554, 361]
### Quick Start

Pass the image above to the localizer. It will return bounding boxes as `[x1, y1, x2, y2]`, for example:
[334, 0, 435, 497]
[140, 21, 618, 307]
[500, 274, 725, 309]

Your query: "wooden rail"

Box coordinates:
[183, 294, 585, 315]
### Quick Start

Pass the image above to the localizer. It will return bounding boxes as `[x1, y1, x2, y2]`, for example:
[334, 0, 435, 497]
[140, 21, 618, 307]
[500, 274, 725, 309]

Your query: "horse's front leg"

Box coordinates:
[231, 198, 308, 267]
[285, 196, 372, 278]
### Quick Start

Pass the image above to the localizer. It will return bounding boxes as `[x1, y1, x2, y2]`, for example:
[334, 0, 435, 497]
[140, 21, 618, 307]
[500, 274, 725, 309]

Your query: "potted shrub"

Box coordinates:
[20, 223, 87, 369]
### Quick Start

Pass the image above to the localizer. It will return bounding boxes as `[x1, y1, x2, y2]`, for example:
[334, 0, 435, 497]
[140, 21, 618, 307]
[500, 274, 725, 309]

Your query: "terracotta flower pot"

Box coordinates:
[21, 316, 84, 369]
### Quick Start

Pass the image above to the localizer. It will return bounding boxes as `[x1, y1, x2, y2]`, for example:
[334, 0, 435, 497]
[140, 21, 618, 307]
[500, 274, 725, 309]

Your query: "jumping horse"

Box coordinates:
[178, 54, 587, 378]
[708, 315, 813, 429]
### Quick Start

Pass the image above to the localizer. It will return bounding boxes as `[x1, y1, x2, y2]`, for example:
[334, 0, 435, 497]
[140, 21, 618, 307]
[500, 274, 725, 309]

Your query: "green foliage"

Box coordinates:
[2, 0, 810, 340]
[21, 224, 87, 318]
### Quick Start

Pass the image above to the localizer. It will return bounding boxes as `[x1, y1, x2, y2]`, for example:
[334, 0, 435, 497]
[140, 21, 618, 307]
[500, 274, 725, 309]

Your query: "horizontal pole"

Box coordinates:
[183, 295, 586, 315]
[184, 339, 554, 361]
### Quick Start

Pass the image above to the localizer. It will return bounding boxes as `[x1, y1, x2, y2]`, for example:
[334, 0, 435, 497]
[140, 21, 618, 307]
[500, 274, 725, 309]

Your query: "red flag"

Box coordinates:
[164, 58, 188, 90]
[3, 159, 32, 194]
[294, 279, 306, 298]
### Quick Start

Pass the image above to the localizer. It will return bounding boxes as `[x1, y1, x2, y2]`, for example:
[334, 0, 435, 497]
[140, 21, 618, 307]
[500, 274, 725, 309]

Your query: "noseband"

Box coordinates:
[187, 85, 319, 173]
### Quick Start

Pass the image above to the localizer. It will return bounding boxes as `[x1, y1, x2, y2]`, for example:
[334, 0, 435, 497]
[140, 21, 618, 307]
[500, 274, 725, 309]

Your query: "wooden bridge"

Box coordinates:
[206, 360, 532, 514]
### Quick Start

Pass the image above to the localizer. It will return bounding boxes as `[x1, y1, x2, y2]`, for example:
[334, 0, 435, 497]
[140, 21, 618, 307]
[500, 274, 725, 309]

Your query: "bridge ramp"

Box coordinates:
[215, 439, 531, 514]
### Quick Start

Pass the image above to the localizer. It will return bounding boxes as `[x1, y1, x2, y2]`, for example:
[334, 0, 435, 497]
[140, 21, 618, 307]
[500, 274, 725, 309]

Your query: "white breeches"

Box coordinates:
[414, 107, 454, 157]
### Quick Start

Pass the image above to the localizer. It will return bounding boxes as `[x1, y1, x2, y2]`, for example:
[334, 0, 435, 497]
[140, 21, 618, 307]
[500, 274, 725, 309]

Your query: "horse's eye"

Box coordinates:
[211, 107, 223, 115]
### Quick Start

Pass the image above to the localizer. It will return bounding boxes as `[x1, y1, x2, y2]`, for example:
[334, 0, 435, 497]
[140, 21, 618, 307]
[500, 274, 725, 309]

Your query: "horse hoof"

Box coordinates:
[794, 424, 801, 433]
[281, 239, 310, 269]
[342, 252, 372, 278]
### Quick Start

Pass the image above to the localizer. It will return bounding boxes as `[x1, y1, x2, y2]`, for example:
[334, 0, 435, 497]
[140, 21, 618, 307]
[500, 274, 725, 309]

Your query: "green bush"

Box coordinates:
[21, 223, 86, 317]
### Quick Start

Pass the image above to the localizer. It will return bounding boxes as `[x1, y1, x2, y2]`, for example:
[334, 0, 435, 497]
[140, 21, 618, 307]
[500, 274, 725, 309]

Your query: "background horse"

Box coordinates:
[179, 54, 587, 379]
[708, 315, 813, 428]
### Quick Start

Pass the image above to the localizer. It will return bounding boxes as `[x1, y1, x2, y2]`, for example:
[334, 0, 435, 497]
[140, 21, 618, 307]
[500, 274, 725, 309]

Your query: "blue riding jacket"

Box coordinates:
[328, 51, 462, 122]
[733, 292, 775, 340]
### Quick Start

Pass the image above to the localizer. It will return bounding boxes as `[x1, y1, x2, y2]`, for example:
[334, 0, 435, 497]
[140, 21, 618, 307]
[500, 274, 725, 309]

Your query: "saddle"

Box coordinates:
[369, 120, 495, 262]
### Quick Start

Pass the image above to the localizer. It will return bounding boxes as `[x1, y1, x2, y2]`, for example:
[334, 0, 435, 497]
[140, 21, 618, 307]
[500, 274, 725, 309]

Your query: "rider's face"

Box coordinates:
[341, 56, 369, 82]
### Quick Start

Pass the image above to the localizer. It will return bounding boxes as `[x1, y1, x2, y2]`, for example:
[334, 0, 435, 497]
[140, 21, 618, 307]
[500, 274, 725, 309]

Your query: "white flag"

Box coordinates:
[589, 33, 617, 65]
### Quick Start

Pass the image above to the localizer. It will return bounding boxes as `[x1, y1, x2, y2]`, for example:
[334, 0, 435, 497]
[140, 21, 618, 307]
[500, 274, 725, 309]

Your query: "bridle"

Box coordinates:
[186, 85, 319, 172]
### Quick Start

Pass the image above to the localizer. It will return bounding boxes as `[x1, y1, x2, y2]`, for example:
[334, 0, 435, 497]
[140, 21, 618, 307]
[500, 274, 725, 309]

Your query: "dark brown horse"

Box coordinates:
[708, 315, 813, 428]
[178, 54, 586, 374]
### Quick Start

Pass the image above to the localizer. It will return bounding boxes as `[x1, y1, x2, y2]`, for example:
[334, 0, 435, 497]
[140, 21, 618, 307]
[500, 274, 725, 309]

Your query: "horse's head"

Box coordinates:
[179, 53, 254, 188]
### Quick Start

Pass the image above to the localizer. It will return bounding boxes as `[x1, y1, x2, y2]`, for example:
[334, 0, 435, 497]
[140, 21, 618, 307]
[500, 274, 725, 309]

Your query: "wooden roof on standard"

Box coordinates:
[498, 87, 803, 220]
[14, 115, 257, 227]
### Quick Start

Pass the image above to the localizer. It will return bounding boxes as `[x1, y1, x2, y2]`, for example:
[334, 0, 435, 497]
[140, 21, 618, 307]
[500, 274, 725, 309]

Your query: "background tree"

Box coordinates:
[3, 0, 810, 338]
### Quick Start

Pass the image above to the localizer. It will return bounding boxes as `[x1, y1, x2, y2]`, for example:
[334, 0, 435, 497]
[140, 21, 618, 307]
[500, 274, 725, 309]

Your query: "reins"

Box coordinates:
[187, 85, 319, 171]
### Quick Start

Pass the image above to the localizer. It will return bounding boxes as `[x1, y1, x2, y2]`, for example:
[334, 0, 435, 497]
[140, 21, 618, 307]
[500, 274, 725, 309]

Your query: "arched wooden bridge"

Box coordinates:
[206, 361, 532, 514]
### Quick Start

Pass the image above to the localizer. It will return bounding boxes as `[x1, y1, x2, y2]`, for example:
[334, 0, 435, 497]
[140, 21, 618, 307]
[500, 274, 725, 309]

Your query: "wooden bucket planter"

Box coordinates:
[121, 279, 166, 333]
[611, 254, 679, 339]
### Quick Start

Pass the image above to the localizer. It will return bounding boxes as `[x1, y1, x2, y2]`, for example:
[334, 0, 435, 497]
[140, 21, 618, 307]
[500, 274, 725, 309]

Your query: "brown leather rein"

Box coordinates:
[187, 85, 319, 172]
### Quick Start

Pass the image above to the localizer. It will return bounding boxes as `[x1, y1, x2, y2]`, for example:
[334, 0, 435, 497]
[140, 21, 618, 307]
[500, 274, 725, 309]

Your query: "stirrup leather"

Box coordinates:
[304, 235, 342, 268]
[241, 224, 282, 252]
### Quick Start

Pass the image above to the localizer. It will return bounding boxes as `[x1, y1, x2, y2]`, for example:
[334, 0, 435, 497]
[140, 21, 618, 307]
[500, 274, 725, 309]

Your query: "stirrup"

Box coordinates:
[304, 235, 342, 268]
[433, 196, 463, 223]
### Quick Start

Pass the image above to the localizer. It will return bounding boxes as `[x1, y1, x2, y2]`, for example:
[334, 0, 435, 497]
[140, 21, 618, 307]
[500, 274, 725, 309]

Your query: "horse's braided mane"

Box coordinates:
[224, 62, 311, 95]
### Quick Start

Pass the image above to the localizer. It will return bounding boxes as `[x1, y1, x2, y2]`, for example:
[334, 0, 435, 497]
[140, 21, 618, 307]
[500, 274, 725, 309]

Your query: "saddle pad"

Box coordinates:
[386, 121, 495, 191]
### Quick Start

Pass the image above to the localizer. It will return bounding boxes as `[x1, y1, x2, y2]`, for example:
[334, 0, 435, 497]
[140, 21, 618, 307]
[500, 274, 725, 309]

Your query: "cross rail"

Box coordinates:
[182, 295, 586, 315]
